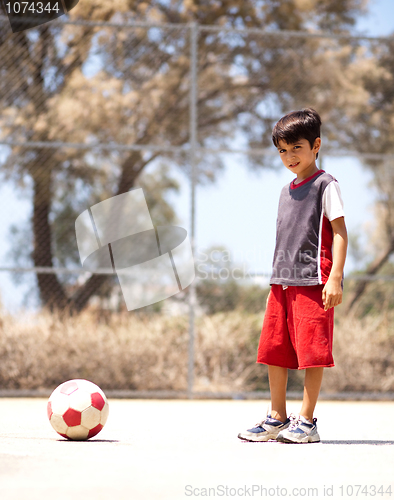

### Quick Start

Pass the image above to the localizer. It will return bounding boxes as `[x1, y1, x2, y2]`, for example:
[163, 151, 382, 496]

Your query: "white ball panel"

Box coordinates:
[50, 413, 68, 434]
[69, 389, 92, 412]
[49, 393, 70, 415]
[81, 406, 101, 429]
[78, 380, 108, 405]
[66, 425, 89, 440]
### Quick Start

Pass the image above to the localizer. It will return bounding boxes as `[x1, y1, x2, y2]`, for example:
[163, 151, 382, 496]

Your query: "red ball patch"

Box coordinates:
[88, 424, 103, 439]
[47, 401, 53, 420]
[91, 392, 105, 411]
[60, 380, 79, 395]
[63, 408, 81, 427]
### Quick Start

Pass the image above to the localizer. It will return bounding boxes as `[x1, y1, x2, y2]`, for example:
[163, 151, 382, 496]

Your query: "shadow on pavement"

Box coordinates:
[239, 440, 394, 445]
[321, 440, 394, 445]
[58, 439, 120, 443]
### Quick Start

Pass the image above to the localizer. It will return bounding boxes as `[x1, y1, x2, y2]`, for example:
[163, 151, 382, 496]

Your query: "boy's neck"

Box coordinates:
[294, 164, 320, 185]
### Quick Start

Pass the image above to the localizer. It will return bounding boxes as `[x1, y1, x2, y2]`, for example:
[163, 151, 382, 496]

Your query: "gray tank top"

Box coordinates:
[270, 170, 337, 286]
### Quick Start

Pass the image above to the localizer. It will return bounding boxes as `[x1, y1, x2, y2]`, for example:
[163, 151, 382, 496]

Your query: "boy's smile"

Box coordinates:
[277, 138, 321, 183]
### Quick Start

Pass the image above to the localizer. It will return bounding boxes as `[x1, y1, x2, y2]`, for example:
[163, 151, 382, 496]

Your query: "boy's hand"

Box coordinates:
[322, 278, 342, 311]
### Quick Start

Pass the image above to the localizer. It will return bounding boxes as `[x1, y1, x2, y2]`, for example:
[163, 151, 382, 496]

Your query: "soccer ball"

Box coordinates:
[47, 379, 109, 440]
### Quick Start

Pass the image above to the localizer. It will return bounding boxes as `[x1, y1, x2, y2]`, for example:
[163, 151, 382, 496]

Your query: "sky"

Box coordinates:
[356, 0, 394, 35]
[0, 0, 393, 312]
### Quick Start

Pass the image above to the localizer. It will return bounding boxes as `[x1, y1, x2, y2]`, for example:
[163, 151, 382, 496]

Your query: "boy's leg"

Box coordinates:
[268, 365, 288, 423]
[300, 367, 324, 422]
[276, 367, 323, 443]
[238, 364, 290, 441]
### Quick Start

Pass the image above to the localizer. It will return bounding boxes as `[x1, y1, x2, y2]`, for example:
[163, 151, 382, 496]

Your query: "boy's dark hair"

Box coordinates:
[272, 108, 322, 159]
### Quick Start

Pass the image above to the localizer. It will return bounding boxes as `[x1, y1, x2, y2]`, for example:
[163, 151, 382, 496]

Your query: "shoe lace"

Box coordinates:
[288, 414, 301, 430]
[253, 413, 274, 428]
[253, 419, 267, 428]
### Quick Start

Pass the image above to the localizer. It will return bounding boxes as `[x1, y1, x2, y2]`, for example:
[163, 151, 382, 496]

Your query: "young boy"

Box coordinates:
[238, 108, 348, 444]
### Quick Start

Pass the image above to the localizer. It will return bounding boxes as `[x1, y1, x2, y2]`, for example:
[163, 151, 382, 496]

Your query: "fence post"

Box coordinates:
[187, 21, 198, 399]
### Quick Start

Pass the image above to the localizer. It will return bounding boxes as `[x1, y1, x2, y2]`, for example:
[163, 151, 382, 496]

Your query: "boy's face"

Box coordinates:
[276, 138, 321, 180]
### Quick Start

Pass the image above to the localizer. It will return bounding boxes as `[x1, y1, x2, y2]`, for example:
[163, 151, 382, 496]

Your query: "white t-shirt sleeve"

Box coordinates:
[323, 181, 345, 221]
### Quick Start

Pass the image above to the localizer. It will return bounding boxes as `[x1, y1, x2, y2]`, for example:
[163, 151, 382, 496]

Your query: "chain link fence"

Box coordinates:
[1, 15, 394, 395]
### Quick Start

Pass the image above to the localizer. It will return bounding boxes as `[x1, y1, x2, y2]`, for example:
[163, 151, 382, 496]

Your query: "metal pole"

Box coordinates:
[187, 22, 198, 399]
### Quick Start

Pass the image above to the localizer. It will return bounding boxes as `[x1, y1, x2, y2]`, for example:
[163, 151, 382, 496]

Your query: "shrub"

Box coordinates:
[0, 306, 393, 393]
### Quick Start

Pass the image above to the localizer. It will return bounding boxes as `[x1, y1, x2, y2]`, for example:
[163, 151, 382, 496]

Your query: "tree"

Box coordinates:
[340, 37, 394, 310]
[0, 0, 369, 311]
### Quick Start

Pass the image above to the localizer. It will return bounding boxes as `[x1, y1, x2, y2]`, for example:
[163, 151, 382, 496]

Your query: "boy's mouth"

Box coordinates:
[289, 162, 300, 168]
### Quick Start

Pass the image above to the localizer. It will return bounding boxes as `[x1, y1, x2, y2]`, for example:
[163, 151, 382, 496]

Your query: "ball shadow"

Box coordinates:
[57, 438, 119, 443]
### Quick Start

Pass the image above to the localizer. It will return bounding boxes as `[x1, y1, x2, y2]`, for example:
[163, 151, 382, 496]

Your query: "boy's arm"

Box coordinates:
[322, 216, 348, 311]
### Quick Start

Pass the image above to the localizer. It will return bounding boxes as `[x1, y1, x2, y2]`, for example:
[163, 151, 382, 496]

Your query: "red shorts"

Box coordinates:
[257, 284, 334, 370]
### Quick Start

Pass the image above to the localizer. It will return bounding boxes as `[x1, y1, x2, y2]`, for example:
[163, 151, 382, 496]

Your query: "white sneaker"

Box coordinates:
[276, 414, 320, 444]
[238, 415, 291, 442]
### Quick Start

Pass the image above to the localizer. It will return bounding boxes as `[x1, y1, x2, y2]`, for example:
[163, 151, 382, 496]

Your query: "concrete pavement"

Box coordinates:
[0, 399, 393, 499]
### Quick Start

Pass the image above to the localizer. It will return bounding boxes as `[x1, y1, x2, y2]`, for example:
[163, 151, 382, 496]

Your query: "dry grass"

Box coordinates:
[0, 310, 188, 391]
[0, 308, 264, 392]
[323, 310, 394, 393]
[0, 307, 393, 393]
[193, 311, 266, 392]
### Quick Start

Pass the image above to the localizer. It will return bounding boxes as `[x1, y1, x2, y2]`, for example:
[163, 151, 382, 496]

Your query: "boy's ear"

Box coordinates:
[313, 137, 321, 152]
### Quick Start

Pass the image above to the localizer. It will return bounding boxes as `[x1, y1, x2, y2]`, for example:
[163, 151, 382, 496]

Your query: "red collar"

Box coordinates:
[290, 170, 325, 190]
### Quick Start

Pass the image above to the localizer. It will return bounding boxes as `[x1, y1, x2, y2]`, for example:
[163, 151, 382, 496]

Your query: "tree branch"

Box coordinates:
[346, 241, 394, 312]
